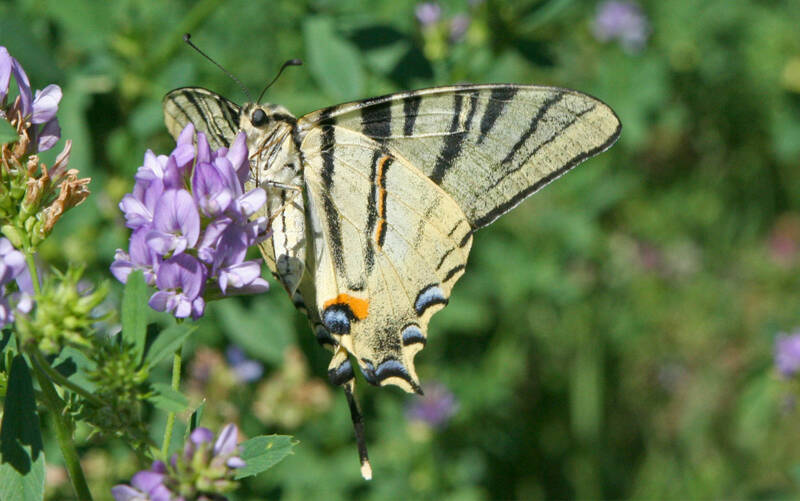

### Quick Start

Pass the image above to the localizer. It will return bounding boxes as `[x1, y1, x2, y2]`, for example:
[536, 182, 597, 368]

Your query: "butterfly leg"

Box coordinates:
[328, 345, 372, 480]
[264, 180, 303, 191]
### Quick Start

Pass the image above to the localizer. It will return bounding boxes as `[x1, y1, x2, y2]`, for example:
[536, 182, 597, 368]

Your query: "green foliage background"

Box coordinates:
[3, 0, 800, 498]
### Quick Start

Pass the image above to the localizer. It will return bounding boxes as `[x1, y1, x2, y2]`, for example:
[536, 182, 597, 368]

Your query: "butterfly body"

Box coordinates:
[164, 83, 620, 473]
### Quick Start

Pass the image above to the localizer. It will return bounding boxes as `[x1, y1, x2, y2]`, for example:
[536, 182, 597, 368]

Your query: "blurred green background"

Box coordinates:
[4, 0, 800, 498]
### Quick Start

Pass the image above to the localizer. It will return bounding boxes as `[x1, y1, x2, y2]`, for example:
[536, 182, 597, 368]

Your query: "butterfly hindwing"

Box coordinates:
[301, 84, 621, 229]
[301, 124, 472, 393]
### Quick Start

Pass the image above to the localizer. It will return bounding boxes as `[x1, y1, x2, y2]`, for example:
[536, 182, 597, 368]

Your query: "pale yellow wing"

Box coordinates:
[300, 84, 621, 229]
[300, 125, 472, 393]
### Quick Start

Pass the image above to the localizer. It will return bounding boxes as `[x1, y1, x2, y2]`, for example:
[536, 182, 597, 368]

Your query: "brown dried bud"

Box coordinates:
[40, 170, 90, 235]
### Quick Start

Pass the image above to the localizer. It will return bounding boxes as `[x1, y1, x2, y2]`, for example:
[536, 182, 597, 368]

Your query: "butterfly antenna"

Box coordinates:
[183, 33, 253, 102]
[343, 384, 372, 480]
[257, 59, 303, 103]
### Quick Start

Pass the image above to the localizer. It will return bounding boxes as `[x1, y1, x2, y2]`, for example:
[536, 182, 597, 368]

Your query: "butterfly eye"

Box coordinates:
[251, 109, 268, 126]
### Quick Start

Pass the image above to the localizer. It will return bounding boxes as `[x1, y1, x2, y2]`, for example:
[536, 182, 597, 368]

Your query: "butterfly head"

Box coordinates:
[238, 102, 297, 150]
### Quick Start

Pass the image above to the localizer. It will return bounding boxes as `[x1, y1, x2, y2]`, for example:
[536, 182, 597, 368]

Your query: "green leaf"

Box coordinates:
[0, 330, 11, 355]
[0, 356, 45, 501]
[234, 435, 296, 479]
[149, 383, 188, 413]
[0, 120, 18, 145]
[143, 324, 196, 366]
[303, 16, 365, 101]
[184, 400, 206, 442]
[121, 270, 148, 364]
[53, 346, 95, 387]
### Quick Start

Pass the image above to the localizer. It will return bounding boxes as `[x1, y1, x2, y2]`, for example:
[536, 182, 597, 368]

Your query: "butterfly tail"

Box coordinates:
[343, 382, 372, 480]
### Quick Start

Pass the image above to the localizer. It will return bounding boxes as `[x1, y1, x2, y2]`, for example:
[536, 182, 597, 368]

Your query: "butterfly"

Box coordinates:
[163, 82, 620, 478]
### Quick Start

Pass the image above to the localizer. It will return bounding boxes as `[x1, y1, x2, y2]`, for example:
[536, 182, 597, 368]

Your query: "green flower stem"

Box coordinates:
[32, 359, 94, 501]
[161, 346, 183, 458]
[24, 251, 40, 295]
[29, 348, 105, 408]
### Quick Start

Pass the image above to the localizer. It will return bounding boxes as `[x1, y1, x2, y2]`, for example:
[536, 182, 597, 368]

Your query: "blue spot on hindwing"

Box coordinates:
[359, 358, 422, 394]
[327, 359, 353, 386]
[414, 284, 448, 316]
[323, 307, 351, 334]
[375, 359, 409, 380]
[402, 324, 426, 346]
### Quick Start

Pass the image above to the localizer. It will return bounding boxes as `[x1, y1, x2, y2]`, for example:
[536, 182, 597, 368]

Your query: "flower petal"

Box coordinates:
[190, 427, 214, 445]
[227, 456, 247, 469]
[177, 123, 195, 146]
[213, 423, 239, 456]
[36, 118, 61, 152]
[235, 188, 266, 218]
[227, 132, 249, 185]
[0, 47, 12, 102]
[31, 84, 62, 124]
[110, 485, 146, 501]
[148, 291, 171, 312]
[130, 470, 165, 493]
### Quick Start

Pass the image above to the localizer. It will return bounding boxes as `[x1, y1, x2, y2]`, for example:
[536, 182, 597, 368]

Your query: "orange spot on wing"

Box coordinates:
[323, 294, 370, 320]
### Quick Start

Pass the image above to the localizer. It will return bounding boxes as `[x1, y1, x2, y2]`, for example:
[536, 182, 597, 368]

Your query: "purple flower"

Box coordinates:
[406, 381, 458, 428]
[112, 423, 246, 500]
[112, 126, 270, 320]
[0, 46, 33, 117]
[110, 228, 161, 286]
[149, 254, 206, 319]
[146, 189, 201, 256]
[30, 85, 61, 124]
[415, 2, 442, 26]
[111, 462, 173, 501]
[182, 424, 246, 469]
[226, 346, 264, 383]
[450, 14, 470, 41]
[776, 332, 800, 378]
[0, 46, 62, 152]
[192, 161, 234, 217]
[592, 1, 650, 53]
[0, 238, 32, 328]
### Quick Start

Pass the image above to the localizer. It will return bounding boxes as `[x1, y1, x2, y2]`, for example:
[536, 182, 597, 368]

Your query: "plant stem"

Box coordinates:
[29, 348, 105, 408]
[161, 346, 183, 458]
[32, 361, 94, 501]
[24, 251, 40, 295]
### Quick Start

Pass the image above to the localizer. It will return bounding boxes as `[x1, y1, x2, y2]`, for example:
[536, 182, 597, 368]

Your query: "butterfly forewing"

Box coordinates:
[300, 84, 621, 229]
[163, 87, 241, 150]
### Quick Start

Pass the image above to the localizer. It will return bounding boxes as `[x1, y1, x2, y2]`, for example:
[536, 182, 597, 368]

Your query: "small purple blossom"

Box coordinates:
[0, 238, 33, 328]
[148, 254, 206, 319]
[449, 14, 471, 41]
[146, 189, 201, 256]
[592, 1, 650, 53]
[0, 46, 62, 152]
[111, 466, 172, 501]
[775, 331, 800, 378]
[415, 2, 442, 26]
[112, 424, 245, 501]
[406, 381, 458, 428]
[112, 125, 270, 319]
[226, 346, 264, 383]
